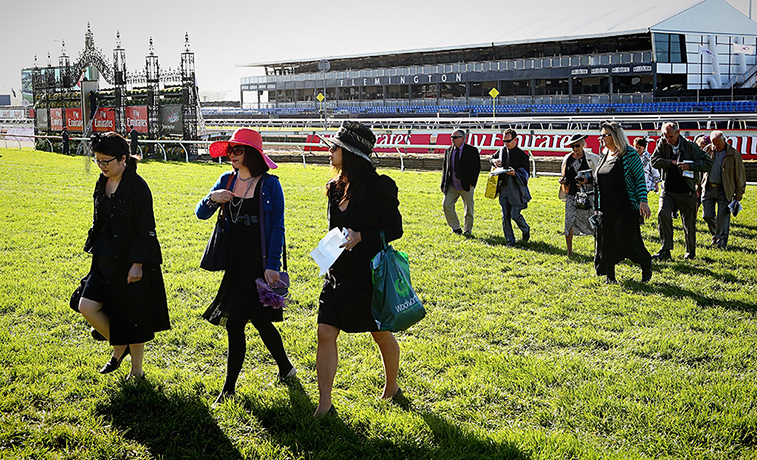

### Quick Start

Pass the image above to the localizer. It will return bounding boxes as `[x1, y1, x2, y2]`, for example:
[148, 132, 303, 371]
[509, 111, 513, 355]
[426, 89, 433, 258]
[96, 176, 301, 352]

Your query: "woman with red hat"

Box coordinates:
[196, 128, 295, 405]
[314, 121, 404, 418]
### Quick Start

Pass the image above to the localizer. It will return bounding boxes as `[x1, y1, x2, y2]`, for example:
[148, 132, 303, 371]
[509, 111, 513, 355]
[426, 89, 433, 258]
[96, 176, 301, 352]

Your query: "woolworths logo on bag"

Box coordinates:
[394, 294, 420, 312]
[394, 277, 411, 297]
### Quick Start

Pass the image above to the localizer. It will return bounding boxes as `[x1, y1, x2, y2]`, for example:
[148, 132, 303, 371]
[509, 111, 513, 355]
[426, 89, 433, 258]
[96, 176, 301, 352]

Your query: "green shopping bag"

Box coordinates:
[370, 232, 426, 332]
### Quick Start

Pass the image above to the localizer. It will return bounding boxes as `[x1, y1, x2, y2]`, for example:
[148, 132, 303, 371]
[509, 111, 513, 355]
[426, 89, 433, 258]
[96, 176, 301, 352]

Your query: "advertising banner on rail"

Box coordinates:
[50, 108, 63, 131]
[125, 106, 148, 133]
[159, 104, 183, 134]
[65, 108, 83, 132]
[0, 109, 26, 118]
[35, 109, 47, 130]
[92, 108, 116, 132]
[307, 131, 757, 160]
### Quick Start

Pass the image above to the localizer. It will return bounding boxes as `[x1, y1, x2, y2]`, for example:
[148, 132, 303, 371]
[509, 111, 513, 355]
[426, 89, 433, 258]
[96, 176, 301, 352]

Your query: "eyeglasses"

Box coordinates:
[92, 157, 117, 166]
[503, 138, 515, 143]
[451, 135, 463, 139]
[328, 145, 339, 153]
[227, 145, 246, 156]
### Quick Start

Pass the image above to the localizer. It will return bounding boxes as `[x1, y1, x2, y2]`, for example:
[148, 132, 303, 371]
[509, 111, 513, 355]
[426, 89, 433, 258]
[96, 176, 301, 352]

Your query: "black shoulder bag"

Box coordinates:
[200, 173, 234, 271]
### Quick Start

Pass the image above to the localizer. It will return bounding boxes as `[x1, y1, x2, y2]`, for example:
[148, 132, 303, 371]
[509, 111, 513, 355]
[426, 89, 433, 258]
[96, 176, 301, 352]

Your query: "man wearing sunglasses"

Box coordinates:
[490, 129, 532, 247]
[441, 129, 481, 236]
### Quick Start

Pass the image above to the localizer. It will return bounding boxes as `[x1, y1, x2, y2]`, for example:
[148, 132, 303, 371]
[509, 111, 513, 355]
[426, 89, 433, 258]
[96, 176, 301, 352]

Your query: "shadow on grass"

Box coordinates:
[240, 381, 529, 460]
[479, 234, 569, 257]
[625, 279, 757, 313]
[95, 379, 242, 459]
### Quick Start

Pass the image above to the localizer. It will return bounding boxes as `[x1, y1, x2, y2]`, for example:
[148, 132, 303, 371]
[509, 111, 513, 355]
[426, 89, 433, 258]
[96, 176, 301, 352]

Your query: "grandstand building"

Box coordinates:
[237, 0, 757, 115]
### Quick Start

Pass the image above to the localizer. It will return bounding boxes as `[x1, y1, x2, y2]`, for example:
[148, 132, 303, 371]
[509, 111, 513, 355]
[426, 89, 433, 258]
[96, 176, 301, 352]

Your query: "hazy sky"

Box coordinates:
[1, 0, 754, 102]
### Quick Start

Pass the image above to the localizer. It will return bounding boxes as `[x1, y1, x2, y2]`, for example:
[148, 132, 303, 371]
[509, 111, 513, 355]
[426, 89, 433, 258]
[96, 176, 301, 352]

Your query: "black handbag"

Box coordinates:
[200, 174, 234, 271]
[69, 274, 89, 312]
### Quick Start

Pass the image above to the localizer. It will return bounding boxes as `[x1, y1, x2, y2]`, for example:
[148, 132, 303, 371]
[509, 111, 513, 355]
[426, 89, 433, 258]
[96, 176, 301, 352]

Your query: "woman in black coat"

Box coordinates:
[314, 121, 404, 418]
[78, 132, 170, 378]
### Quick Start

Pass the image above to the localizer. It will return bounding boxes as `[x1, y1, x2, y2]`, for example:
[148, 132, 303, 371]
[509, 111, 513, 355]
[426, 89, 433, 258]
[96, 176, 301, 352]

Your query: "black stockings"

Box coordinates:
[221, 318, 292, 394]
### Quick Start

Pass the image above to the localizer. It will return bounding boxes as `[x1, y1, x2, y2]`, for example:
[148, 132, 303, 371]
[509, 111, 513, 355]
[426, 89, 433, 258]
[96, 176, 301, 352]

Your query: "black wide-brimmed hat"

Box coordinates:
[318, 121, 376, 163]
[566, 133, 588, 146]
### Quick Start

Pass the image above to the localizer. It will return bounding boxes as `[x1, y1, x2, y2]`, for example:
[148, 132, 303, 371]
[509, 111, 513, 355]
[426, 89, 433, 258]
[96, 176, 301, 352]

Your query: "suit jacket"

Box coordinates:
[441, 143, 480, 192]
[490, 146, 532, 206]
[701, 143, 746, 201]
[651, 136, 713, 193]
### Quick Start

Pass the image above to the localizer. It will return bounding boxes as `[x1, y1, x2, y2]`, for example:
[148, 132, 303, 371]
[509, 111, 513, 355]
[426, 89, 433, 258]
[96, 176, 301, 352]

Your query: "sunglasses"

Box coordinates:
[570, 144, 582, 149]
[503, 138, 515, 143]
[227, 145, 246, 156]
[328, 145, 339, 153]
[600, 133, 612, 138]
[451, 135, 463, 139]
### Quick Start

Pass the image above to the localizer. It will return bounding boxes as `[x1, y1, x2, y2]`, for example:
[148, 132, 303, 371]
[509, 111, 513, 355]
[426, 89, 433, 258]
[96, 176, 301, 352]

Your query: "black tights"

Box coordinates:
[222, 318, 292, 394]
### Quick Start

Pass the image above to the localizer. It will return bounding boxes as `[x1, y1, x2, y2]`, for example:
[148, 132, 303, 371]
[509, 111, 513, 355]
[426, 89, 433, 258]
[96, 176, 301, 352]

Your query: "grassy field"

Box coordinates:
[0, 147, 755, 460]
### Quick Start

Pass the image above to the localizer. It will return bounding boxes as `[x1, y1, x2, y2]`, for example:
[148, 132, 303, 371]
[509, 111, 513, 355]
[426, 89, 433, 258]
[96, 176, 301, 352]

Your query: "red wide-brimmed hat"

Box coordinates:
[209, 128, 277, 169]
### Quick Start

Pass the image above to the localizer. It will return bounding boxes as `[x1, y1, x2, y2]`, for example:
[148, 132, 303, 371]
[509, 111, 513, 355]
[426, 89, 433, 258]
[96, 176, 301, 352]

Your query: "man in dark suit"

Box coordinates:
[490, 129, 532, 246]
[441, 129, 480, 236]
[130, 126, 139, 156]
[651, 122, 713, 260]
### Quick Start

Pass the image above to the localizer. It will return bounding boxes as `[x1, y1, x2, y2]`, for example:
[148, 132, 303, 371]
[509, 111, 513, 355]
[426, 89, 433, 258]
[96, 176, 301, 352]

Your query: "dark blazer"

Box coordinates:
[441, 143, 480, 192]
[651, 136, 713, 193]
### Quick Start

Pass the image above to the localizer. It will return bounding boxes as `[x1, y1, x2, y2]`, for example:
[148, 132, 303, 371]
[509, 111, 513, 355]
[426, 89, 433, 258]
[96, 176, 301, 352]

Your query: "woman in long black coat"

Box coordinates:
[314, 121, 403, 418]
[78, 132, 170, 378]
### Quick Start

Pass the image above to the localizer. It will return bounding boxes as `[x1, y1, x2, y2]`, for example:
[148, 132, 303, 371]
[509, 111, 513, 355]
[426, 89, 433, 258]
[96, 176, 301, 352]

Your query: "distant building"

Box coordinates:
[238, 0, 757, 112]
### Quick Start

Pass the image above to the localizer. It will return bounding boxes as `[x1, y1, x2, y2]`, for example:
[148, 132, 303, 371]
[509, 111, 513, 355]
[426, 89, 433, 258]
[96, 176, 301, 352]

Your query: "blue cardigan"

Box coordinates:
[195, 171, 285, 271]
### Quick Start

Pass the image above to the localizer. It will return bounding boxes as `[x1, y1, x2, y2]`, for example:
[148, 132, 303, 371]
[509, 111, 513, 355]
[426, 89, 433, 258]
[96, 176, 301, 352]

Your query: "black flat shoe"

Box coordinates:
[99, 345, 130, 374]
[314, 405, 337, 419]
[90, 327, 106, 341]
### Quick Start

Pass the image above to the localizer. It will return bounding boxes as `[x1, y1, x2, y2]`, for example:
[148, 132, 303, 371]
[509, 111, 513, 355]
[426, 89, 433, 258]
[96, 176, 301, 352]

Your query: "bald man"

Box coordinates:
[701, 131, 746, 249]
[651, 122, 713, 260]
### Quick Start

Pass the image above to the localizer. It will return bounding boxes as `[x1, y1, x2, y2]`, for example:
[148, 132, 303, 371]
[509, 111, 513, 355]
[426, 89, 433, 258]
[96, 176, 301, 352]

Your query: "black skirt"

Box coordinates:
[82, 255, 170, 346]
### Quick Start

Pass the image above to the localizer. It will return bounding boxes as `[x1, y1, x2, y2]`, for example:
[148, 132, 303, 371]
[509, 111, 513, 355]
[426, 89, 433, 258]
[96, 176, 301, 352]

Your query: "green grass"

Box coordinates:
[1, 148, 755, 459]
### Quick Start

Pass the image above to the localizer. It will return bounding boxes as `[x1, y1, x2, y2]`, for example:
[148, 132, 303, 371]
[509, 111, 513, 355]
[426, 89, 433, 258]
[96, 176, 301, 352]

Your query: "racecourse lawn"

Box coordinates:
[0, 147, 755, 460]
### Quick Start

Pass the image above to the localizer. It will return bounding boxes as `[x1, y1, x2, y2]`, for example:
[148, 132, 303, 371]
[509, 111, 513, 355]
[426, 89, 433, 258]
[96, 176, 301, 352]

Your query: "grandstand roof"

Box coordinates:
[240, 0, 757, 68]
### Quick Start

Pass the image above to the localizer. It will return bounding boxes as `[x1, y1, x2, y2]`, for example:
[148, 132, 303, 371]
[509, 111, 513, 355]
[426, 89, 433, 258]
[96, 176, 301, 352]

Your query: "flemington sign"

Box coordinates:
[308, 130, 757, 160]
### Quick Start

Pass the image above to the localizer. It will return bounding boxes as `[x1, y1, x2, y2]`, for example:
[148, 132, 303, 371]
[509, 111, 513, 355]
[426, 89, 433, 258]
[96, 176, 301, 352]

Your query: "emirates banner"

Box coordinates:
[125, 106, 148, 133]
[65, 108, 83, 132]
[92, 108, 116, 132]
[308, 130, 757, 160]
[35, 109, 48, 130]
[159, 104, 183, 134]
[50, 108, 63, 131]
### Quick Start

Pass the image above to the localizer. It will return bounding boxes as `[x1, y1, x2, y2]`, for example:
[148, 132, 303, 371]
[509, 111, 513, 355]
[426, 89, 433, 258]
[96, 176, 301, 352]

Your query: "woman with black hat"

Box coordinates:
[196, 128, 295, 405]
[78, 132, 170, 379]
[559, 134, 601, 257]
[314, 121, 404, 418]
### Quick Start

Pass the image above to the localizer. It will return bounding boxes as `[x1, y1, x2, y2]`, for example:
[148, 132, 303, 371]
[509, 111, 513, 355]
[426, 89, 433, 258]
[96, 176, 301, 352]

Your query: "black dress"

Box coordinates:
[203, 189, 282, 326]
[594, 154, 651, 276]
[318, 174, 403, 332]
[82, 165, 170, 346]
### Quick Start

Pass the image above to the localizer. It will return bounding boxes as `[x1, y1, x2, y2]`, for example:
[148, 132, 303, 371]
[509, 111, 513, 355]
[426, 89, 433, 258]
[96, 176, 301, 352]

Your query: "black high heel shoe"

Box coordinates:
[99, 345, 130, 374]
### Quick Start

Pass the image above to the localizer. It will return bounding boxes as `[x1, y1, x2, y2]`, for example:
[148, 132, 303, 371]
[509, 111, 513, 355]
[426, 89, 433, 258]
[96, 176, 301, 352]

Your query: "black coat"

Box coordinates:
[441, 143, 480, 192]
[84, 165, 169, 345]
[85, 166, 162, 264]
